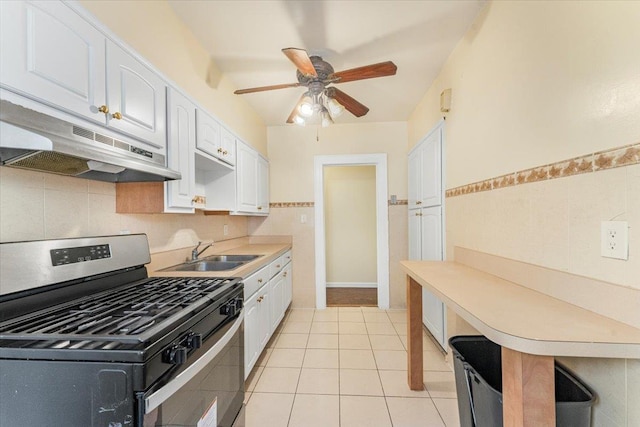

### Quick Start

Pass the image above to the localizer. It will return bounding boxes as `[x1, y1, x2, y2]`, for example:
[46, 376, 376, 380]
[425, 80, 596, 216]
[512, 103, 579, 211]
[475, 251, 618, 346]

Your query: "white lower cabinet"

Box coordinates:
[244, 251, 292, 378]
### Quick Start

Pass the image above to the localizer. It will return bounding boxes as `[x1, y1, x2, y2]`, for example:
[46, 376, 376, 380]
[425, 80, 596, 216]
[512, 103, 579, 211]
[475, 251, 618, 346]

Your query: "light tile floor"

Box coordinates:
[245, 307, 461, 427]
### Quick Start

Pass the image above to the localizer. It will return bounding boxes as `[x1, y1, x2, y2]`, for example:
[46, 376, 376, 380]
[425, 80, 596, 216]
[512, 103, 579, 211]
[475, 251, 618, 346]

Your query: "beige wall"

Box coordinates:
[324, 166, 377, 284]
[250, 122, 409, 308]
[408, 2, 640, 426]
[79, 0, 267, 155]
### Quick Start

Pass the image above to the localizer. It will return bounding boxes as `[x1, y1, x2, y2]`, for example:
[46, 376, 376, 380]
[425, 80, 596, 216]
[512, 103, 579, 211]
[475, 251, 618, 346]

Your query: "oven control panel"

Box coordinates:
[50, 244, 112, 266]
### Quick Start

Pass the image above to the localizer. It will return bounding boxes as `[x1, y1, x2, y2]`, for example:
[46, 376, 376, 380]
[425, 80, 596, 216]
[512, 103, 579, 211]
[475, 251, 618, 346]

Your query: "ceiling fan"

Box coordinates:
[234, 48, 397, 125]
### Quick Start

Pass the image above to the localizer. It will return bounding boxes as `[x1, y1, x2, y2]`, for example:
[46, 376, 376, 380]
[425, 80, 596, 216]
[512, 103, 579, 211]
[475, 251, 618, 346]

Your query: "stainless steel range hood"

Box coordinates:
[0, 100, 181, 182]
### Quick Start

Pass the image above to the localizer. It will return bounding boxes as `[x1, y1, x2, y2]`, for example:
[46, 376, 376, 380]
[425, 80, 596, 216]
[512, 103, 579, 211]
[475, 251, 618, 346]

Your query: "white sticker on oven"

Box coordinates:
[197, 397, 217, 427]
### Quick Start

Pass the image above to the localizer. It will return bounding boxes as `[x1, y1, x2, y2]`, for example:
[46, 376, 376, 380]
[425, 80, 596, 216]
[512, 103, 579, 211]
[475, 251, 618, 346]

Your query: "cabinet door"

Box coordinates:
[408, 209, 422, 261]
[236, 142, 258, 212]
[0, 1, 106, 123]
[257, 156, 270, 214]
[407, 148, 422, 209]
[257, 286, 271, 351]
[420, 206, 442, 260]
[283, 263, 292, 309]
[106, 40, 167, 150]
[244, 292, 260, 378]
[196, 110, 221, 159]
[220, 127, 236, 165]
[269, 271, 285, 334]
[420, 129, 442, 207]
[419, 205, 445, 348]
[165, 88, 196, 212]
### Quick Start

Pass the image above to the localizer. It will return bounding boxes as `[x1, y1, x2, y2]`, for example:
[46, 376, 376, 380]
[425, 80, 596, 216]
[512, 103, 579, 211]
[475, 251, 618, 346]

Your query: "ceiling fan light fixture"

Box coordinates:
[298, 94, 314, 117]
[321, 109, 333, 128]
[292, 114, 306, 126]
[326, 97, 345, 118]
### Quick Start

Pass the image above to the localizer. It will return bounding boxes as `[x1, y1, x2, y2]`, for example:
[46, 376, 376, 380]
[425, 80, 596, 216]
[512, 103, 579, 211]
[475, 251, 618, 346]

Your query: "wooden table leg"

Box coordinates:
[407, 276, 423, 390]
[502, 347, 556, 427]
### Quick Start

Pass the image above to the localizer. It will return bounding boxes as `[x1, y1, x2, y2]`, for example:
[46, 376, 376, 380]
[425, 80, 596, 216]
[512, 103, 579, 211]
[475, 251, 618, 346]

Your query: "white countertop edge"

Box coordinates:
[401, 261, 640, 359]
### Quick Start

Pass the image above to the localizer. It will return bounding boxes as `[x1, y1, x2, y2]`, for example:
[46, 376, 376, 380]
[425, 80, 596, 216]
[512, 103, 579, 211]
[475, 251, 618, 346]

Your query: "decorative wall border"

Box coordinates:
[446, 142, 640, 198]
[269, 200, 409, 208]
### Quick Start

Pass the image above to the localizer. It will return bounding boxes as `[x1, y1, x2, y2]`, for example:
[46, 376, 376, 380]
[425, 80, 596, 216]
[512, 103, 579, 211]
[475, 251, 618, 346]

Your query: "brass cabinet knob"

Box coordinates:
[258, 279, 262, 283]
[257, 206, 263, 210]
[415, 212, 422, 216]
[276, 264, 280, 268]
[223, 150, 228, 155]
[217, 148, 223, 153]
[112, 112, 122, 120]
[98, 105, 109, 114]
[416, 201, 422, 205]
[257, 296, 264, 303]
[283, 272, 287, 277]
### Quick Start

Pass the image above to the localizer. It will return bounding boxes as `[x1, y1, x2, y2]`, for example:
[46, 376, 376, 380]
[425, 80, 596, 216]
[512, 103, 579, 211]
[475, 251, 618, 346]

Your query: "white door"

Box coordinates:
[165, 88, 196, 212]
[106, 40, 166, 150]
[196, 109, 221, 159]
[243, 292, 260, 378]
[270, 270, 285, 333]
[408, 149, 422, 210]
[0, 1, 106, 123]
[220, 127, 236, 165]
[420, 129, 442, 207]
[420, 206, 445, 347]
[408, 209, 422, 261]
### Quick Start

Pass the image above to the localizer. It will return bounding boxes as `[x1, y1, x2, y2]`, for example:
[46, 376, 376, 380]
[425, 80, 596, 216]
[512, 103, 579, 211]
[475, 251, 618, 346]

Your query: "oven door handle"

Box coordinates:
[144, 311, 244, 413]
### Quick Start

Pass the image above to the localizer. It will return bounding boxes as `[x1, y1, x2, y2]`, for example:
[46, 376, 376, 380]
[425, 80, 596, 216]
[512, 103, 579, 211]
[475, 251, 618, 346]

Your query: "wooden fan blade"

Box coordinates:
[286, 105, 298, 124]
[331, 88, 369, 117]
[234, 82, 301, 95]
[282, 47, 318, 77]
[331, 61, 397, 84]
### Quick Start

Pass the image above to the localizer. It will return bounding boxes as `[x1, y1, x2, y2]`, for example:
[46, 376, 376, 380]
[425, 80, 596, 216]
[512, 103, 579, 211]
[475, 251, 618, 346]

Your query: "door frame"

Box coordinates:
[314, 154, 390, 309]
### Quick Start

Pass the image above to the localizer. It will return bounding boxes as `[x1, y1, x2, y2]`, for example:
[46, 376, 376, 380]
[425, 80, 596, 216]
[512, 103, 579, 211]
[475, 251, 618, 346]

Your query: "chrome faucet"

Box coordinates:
[191, 241, 214, 261]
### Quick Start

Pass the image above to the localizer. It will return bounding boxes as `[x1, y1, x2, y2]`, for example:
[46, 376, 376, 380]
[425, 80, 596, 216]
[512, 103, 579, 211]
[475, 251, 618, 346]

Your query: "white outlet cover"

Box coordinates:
[600, 221, 629, 260]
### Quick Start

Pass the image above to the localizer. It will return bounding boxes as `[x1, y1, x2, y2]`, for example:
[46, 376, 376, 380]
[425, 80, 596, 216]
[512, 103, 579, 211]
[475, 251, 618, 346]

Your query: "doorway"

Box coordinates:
[324, 165, 377, 307]
[314, 154, 389, 309]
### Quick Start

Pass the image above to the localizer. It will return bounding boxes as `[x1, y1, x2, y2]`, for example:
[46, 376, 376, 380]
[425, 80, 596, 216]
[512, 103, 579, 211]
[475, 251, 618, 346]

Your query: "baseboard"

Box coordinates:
[326, 282, 377, 288]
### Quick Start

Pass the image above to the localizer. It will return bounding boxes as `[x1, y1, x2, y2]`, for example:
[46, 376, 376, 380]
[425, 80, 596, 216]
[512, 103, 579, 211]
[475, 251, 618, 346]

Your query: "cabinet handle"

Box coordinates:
[217, 148, 223, 154]
[416, 201, 422, 205]
[258, 279, 262, 283]
[257, 296, 263, 302]
[415, 212, 422, 216]
[283, 272, 287, 277]
[98, 105, 109, 114]
[111, 112, 123, 120]
[276, 264, 281, 268]
[223, 150, 228, 155]
[257, 206, 263, 210]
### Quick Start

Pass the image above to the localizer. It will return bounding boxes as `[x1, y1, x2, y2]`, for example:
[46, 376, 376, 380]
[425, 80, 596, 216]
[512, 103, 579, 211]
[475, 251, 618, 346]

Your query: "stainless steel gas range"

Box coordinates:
[0, 234, 245, 427]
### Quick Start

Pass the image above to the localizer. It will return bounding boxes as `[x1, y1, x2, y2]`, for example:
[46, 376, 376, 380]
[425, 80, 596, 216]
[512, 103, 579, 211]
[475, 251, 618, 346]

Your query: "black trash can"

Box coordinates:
[449, 336, 596, 427]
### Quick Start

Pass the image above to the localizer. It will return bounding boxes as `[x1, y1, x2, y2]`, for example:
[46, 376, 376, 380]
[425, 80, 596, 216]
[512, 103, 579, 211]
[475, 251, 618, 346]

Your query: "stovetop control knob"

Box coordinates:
[220, 301, 236, 316]
[186, 332, 203, 349]
[235, 298, 243, 310]
[165, 345, 188, 365]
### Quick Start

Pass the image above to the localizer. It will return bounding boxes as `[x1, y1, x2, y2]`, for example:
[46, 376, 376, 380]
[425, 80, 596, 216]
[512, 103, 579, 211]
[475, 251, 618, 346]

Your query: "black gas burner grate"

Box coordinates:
[0, 276, 238, 349]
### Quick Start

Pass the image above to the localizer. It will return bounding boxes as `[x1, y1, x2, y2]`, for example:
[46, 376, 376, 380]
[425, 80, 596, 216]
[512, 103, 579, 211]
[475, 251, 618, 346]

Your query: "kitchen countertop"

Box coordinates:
[401, 260, 640, 358]
[402, 259, 640, 425]
[149, 238, 291, 279]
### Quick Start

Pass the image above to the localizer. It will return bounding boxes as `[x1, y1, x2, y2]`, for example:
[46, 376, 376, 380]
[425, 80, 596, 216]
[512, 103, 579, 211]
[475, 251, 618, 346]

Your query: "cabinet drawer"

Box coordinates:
[269, 255, 285, 279]
[243, 266, 269, 299]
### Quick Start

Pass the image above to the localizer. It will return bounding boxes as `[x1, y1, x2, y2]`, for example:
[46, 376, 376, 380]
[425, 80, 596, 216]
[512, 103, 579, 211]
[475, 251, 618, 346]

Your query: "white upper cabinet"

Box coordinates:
[196, 109, 221, 159]
[235, 140, 269, 215]
[220, 126, 237, 165]
[165, 87, 196, 212]
[236, 141, 259, 212]
[0, 1, 167, 151]
[105, 40, 167, 149]
[0, 1, 106, 123]
[257, 155, 270, 214]
[408, 127, 442, 209]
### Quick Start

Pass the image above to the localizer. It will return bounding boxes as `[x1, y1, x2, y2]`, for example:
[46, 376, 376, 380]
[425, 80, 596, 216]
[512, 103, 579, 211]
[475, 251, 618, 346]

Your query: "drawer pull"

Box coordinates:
[258, 279, 262, 283]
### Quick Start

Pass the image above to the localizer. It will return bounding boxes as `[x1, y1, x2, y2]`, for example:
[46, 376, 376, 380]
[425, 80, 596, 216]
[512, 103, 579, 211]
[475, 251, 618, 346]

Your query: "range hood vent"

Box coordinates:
[0, 100, 181, 182]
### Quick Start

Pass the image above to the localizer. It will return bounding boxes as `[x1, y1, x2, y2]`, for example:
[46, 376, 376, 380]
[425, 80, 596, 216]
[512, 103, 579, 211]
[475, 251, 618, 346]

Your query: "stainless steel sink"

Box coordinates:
[160, 254, 262, 272]
[202, 254, 261, 262]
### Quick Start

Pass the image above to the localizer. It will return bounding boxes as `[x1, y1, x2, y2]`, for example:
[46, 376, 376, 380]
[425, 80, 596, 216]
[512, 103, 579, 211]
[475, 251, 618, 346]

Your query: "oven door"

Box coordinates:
[141, 312, 244, 427]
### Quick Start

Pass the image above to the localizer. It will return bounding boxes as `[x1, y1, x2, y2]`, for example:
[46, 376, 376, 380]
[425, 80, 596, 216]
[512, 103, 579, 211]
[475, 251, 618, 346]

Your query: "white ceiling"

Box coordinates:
[168, 0, 485, 126]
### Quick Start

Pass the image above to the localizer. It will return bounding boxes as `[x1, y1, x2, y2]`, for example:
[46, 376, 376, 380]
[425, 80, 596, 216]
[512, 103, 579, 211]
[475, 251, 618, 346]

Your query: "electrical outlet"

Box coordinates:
[300, 214, 307, 224]
[223, 224, 229, 236]
[601, 221, 628, 260]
